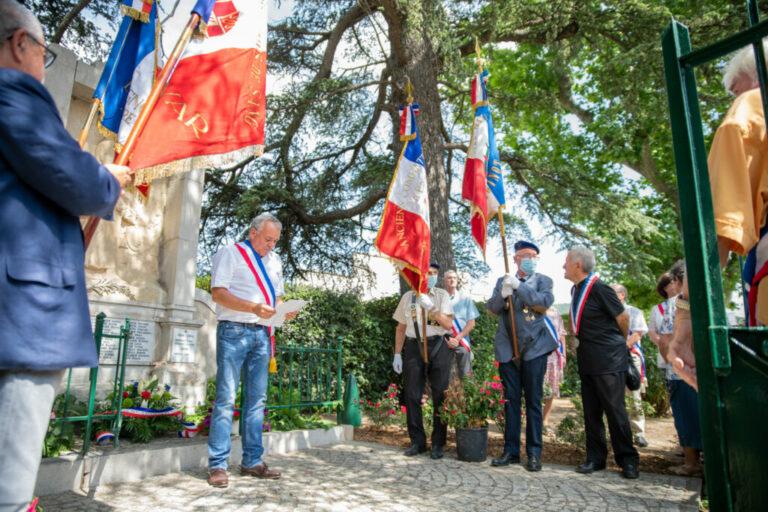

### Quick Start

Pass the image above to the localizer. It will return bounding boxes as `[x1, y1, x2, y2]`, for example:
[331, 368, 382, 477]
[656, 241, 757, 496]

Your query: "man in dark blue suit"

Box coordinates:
[487, 240, 556, 472]
[0, 1, 130, 508]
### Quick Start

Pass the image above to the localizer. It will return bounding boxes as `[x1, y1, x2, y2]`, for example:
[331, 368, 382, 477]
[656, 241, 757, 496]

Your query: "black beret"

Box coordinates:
[429, 260, 440, 270]
[513, 240, 540, 254]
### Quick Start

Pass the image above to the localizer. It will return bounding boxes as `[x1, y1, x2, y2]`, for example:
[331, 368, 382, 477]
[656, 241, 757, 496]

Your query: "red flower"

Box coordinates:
[122, 391, 129, 398]
[493, 361, 499, 368]
[141, 391, 151, 399]
[451, 410, 456, 415]
[388, 409, 395, 415]
[401, 406, 407, 413]
[492, 375, 501, 381]
[388, 393, 394, 399]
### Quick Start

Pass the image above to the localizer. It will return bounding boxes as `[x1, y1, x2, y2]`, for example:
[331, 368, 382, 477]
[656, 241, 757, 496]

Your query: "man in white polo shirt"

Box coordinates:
[207, 213, 296, 488]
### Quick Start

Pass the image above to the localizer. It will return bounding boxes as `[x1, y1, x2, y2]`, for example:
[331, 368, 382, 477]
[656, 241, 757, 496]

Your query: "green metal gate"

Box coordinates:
[662, 2, 768, 510]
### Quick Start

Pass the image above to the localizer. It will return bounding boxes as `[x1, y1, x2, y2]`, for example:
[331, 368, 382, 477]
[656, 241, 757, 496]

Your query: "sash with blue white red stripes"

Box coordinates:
[235, 241, 277, 361]
[451, 318, 471, 352]
[569, 273, 598, 335]
[629, 333, 646, 379]
[544, 316, 565, 370]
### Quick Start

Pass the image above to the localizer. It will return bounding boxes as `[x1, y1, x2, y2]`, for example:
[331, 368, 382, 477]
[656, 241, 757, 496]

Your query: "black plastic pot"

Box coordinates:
[455, 426, 488, 462]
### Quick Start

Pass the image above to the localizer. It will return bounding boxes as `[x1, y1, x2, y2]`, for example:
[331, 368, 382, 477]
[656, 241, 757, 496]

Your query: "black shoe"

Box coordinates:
[621, 462, 639, 479]
[491, 453, 520, 466]
[430, 445, 444, 459]
[576, 460, 606, 474]
[404, 444, 427, 456]
[526, 455, 542, 472]
[635, 435, 649, 448]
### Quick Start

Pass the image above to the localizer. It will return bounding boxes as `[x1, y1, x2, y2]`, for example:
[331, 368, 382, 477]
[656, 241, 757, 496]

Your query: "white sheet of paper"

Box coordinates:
[262, 299, 308, 328]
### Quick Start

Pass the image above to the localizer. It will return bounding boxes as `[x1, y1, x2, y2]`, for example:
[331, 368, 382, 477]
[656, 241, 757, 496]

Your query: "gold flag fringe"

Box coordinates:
[133, 144, 264, 188]
[120, 3, 152, 23]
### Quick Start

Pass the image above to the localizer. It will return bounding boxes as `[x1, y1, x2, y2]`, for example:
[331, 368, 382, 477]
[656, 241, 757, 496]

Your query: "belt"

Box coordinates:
[220, 320, 267, 329]
[406, 335, 443, 343]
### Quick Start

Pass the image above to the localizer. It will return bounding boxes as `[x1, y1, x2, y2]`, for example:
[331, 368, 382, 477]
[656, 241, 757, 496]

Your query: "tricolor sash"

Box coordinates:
[544, 316, 565, 370]
[234, 241, 277, 361]
[656, 303, 665, 317]
[569, 273, 598, 335]
[629, 335, 646, 379]
[451, 319, 471, 352]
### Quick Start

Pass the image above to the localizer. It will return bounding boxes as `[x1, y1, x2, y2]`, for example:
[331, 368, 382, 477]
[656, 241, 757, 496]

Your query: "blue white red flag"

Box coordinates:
[462, 70, 504, 255]
[375, 103, 431, 294]
[127, 0, 267, 189]
[93, 0, 158, 142]
[630, 338, 646, 379]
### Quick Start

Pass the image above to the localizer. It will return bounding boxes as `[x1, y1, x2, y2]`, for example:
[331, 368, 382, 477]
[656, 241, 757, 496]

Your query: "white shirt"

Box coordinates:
[649, 302, 666, 368]
[392, 288, 453, 337]
[211, 242, 285, 323]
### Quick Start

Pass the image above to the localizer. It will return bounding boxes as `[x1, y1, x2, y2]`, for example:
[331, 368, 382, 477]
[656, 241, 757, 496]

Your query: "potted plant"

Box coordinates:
[439, 376, 505, 462]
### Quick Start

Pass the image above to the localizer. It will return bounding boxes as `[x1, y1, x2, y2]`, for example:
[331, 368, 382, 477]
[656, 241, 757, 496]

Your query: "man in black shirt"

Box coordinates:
[563, 247, 639, 479]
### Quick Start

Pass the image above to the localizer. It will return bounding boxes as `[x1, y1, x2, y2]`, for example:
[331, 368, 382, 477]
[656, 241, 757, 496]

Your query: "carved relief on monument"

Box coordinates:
[85, 140, 167, 304]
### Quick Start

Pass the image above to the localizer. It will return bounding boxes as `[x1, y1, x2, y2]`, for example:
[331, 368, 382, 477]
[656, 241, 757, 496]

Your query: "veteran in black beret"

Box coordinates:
[486, 240, 556, 471]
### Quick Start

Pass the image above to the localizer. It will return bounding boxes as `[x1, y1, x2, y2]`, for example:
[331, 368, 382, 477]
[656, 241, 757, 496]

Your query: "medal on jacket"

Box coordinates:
[522, 306, 535, 322]
[569, 273, 598, 335]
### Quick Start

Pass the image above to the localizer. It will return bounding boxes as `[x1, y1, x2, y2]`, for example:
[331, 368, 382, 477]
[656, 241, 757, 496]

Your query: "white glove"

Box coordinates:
[502, 273, 520, 289]
[501, 284, 515, 298]
[393, 354, 403, 374]
[416, 293, 434, 312]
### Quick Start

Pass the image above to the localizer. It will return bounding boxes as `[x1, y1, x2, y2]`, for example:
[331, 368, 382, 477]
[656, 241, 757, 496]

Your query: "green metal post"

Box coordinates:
[83, 313, 107, 455]
[112, 319, 130, 447]
[662, 20, 732, 510]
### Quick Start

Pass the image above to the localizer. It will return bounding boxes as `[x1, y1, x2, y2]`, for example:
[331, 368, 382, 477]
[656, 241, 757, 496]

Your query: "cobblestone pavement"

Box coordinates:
[38, 442, 701, 511]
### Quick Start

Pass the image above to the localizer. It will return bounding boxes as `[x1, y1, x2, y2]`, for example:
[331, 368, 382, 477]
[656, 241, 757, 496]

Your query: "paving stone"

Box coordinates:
[38, 441, 701, 511]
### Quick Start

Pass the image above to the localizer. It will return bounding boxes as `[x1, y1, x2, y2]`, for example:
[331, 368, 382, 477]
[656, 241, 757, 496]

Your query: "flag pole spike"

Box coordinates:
[405, 76, 415, 104]
[82, 11, 204, 249]
[474, 36, 484, 73]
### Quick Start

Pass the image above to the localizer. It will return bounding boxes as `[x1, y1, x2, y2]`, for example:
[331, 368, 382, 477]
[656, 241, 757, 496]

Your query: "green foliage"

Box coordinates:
[43, 393, 88, 458]
[196, 274, 211, 293]
[440, 376, 505, 429]
[266, 384, 336, 432]
[556, 396, 586, 448]
[360, 383, 404, 428]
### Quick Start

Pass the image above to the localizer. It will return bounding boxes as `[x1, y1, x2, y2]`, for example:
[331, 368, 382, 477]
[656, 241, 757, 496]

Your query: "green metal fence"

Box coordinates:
[265, 336, 343, 416]
[50, 316, 343, 456]
[662, 2, 768, 509]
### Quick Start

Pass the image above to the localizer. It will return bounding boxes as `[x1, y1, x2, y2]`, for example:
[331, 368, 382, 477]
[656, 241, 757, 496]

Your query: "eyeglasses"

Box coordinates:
[5, 32, 57, 68]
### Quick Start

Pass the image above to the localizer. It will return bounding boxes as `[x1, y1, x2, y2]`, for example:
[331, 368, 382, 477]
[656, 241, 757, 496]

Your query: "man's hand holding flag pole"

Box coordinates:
[461, 41, 520, 368]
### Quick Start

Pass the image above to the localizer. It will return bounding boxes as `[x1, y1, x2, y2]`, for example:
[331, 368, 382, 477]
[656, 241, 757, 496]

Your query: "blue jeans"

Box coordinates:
[668, 379, 702, 451]
[208, 322, 270, 470]
[499, 353, 548, 458]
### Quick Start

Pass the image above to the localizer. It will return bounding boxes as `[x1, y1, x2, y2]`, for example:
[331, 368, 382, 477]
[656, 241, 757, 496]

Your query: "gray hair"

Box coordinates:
[444, 269, 458, 278]
[722, 40, 768, 95]
[0, 0, 43, 42]
[611, 283, 628, 298]
[570, 246, 596, 274]
[249, 213, 282, 233]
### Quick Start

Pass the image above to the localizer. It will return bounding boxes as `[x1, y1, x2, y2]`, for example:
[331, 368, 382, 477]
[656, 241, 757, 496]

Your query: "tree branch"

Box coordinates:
[52, 0, 92, 43]
[285, 187, 388, 225]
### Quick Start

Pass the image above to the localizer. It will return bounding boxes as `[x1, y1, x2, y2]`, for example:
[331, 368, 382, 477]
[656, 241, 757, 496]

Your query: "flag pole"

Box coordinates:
[77, 100, 100, 148]
[82, 12, 203, 248]
[498, 207, 521, 368]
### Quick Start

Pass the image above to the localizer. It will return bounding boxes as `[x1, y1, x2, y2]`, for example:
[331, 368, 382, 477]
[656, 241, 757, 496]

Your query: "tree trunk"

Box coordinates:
[386, 0, 456, 289]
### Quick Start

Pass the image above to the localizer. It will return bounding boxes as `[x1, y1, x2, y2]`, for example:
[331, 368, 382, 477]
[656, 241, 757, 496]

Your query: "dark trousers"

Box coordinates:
[403, 336, 452, 448]
[499, 353, 548, 458]
[581, 372, 639, 467]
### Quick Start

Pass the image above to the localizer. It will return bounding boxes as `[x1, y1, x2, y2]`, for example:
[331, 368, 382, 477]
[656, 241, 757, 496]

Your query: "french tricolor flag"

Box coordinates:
[127, 0, 267, 186]
[461, 70, 504, 256]
[375, 103, 431, 294]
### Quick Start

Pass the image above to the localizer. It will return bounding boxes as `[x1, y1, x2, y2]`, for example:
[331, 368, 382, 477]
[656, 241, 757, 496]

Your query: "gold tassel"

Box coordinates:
[268, 357, 277, 373]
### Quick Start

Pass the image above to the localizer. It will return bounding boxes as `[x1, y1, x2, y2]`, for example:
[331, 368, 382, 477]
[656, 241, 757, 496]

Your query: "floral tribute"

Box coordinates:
[439, 376, 505, 429]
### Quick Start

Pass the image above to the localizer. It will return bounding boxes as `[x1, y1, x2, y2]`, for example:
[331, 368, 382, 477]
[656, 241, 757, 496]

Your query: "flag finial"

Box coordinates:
[405, 76, 415, 104]
[474, 36, 484, 73]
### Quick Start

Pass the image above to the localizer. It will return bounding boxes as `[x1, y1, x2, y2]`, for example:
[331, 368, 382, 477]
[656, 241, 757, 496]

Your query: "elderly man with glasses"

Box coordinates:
[0, 1, 131, 509]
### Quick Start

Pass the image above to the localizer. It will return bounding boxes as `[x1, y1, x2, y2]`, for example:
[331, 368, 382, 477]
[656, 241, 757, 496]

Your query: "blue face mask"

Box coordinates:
[427, 275, 438, 289]
[520, 258, 536, 275]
